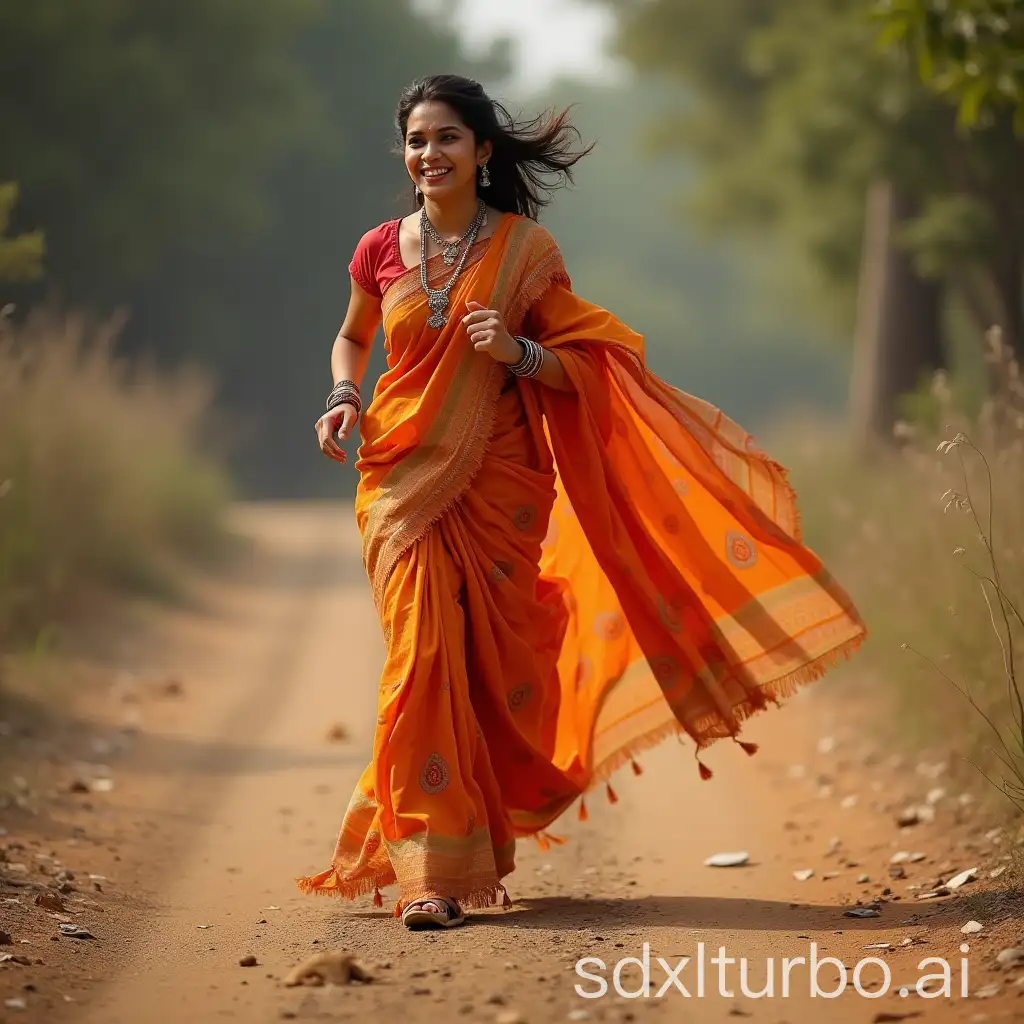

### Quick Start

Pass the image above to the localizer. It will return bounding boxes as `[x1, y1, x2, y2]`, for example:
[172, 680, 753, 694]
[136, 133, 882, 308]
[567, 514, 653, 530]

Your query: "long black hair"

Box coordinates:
[395, 75, 595, 220]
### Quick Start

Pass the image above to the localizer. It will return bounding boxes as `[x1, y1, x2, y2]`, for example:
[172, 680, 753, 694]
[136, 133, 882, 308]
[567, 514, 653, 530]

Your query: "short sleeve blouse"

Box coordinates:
[348, 219, 409, 299]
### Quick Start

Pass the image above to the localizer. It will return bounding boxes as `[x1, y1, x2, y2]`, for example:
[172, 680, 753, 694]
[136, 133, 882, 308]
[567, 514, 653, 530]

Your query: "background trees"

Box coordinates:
[598, 0, 1024, 443]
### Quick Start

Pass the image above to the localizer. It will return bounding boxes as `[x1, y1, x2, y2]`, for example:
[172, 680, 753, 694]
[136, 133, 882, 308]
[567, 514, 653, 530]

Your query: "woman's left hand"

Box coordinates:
[463, 300, 521, 365]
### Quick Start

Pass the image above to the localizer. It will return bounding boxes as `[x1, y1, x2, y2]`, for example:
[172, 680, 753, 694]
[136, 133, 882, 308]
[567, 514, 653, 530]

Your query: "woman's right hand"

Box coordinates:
[315, 403, 358, 464]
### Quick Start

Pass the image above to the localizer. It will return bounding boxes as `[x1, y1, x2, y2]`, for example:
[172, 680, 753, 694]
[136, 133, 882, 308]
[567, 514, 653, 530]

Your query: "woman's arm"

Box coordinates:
[316, 277, 381, 463]
[332, 276, 381, 387]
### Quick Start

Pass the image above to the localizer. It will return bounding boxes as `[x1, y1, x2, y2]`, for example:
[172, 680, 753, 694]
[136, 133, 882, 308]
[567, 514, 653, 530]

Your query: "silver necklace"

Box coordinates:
[420, 201, 486, 329]
[421, 207, 479, 265]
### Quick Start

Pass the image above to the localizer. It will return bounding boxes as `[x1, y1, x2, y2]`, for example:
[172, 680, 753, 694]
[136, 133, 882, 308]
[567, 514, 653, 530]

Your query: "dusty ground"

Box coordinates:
[2, 503, 1024, 1024]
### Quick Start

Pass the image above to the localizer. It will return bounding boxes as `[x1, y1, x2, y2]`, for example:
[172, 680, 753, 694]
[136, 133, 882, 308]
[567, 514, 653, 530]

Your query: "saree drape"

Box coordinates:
[298, 213, 866, 912]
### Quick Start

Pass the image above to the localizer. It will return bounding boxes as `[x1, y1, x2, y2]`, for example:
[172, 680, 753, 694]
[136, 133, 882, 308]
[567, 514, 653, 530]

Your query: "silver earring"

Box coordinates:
[414, 184, 422, 200]
[479, 163, 491, 188]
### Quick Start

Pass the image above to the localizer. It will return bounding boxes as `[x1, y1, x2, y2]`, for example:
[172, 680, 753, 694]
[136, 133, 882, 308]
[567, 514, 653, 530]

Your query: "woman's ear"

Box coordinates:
[478, 139, 494, 165]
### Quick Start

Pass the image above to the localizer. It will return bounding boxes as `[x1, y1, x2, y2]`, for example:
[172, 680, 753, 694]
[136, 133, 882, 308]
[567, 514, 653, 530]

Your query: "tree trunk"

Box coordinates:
[850, 180, 944, 449]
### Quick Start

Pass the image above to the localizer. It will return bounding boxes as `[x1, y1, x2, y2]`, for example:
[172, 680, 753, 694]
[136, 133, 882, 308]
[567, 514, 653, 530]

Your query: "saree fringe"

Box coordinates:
[586, 628, 865, 788]
[296, 868, 395, 901]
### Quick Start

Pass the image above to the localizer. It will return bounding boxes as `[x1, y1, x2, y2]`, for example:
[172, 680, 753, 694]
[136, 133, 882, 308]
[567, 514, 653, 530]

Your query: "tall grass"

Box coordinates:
[774, 327, 1024, 813]
[0, 305, 231, 645]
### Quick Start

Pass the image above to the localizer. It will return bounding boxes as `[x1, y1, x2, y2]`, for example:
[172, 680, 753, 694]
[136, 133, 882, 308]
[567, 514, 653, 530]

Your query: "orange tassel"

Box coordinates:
[501, 886, 512, 907]
[543, 830, 567, 846]
[578, 797, 589, 822]
[373, 886, 383, 908]
[698, 760, 713, 781]
[392, 901, 404, 919]
[606, 783, 618, 804]
[536, 833, 551, 852]
[739, 740, 759, 756]
[631, 759, 643, 776]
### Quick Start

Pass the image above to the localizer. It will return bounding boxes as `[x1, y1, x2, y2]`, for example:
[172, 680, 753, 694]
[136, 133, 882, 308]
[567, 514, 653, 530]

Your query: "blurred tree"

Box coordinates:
[875, 0, 1024, 130]
[0, 185, 44, 284]
[0, 0, 319, 304]
[598, 0, 1024, 444]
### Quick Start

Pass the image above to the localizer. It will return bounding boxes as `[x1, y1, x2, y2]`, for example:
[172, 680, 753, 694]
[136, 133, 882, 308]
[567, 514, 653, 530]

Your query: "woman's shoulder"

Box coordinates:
[353, 218, 401, 255]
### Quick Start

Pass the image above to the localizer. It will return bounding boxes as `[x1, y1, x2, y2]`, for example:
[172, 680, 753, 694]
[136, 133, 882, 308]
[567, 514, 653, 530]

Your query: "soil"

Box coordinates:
[2, 504, 1023, 1024]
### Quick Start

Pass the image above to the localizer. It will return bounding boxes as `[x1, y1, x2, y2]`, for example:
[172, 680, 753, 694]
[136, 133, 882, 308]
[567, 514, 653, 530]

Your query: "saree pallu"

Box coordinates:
[298, 213, 866, 912]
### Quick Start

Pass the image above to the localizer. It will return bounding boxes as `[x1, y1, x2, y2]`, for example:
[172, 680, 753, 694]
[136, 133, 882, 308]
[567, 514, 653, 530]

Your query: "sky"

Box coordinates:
[427, 0, 625, 91]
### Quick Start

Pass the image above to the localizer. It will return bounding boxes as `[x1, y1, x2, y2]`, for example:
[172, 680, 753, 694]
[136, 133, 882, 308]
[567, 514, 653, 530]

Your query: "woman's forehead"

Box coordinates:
[407, 101, 465, 133]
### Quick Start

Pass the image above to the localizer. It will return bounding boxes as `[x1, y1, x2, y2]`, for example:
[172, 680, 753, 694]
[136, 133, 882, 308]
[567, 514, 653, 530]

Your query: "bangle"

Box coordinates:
[509, 336, 544, 379]
[326, 379, 361, 416]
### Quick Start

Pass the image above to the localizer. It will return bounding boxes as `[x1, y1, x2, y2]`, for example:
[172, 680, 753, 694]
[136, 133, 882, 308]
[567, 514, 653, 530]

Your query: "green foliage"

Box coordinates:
[600, 0, 1024, 361]
[0, 184, 43, 284]
[0, 308, 231, 646]
[0, 0, 320, 303]
[875, 0, 1024, 131]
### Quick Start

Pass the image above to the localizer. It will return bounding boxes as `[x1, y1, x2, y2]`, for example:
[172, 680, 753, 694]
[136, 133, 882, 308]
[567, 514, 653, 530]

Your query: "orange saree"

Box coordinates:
[297, 213, 866, 913]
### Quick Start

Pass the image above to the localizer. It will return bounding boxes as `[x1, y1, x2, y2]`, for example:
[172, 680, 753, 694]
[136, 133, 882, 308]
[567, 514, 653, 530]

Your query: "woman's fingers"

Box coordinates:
[462, 309, 500, 328]
[315, 413, 348, 463]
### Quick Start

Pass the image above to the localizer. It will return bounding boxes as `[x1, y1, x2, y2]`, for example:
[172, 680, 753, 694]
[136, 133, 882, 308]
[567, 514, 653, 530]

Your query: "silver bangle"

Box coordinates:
[509, 336, 543, 379]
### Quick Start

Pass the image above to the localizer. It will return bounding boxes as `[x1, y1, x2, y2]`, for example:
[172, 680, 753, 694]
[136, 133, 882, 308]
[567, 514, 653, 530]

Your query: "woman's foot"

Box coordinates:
[401, 897, 466, 930]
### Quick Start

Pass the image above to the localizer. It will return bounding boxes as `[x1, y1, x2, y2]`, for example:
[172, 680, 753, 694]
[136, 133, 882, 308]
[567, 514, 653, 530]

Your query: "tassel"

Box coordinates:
[501, 885, 512, 907]
[631, 759, 643, 776]
[536, 833, 551, 852]
[606, 783, 618, 804]
[578, 797, 589, 822]
[543, 831, 567, 846]
[698, 759, 713, 781]
[738, 740, 759, 756]
[373, 886, 383, 908]
[393, 900, 404, 919]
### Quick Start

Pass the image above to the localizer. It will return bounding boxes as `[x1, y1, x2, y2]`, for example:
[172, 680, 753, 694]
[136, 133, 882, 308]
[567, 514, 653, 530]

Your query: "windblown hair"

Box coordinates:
[395, 75, 595, 220]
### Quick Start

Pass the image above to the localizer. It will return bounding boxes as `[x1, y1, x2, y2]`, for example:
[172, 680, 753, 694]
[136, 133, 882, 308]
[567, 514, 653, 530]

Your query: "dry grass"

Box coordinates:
[771, 328, 1024, 819]
[0, 305, 232, 646]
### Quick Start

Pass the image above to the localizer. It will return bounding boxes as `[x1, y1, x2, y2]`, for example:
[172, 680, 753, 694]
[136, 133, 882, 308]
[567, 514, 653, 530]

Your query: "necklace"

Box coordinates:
[421, 206, 479, 266]
[420, 201, 487, 329]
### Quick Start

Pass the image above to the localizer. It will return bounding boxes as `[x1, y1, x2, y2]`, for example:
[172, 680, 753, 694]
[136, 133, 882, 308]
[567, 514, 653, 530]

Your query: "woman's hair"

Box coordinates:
[395, 75, 595, 219]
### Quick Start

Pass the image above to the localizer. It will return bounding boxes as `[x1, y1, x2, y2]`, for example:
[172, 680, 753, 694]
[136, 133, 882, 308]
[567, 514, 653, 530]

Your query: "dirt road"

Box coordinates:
[2, 504, 1021, 1024]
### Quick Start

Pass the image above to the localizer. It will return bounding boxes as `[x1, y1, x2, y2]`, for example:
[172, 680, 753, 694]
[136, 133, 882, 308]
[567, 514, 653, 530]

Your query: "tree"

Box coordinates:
[876, 0, 1024, 130]
[0, 0, 319, 306]
[598, 0, 1024, 442]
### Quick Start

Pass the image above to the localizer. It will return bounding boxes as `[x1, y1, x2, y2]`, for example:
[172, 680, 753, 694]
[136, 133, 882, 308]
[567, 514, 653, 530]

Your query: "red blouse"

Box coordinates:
[348, 219, 409, 299]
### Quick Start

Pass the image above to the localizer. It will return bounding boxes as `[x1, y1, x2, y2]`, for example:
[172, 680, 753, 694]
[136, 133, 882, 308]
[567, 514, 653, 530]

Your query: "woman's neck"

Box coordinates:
[422, 193, 483, 237]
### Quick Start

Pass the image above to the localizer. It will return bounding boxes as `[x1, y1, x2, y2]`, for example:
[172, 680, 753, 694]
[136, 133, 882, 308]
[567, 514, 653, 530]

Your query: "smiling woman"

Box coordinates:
[302, 74, 867, 932]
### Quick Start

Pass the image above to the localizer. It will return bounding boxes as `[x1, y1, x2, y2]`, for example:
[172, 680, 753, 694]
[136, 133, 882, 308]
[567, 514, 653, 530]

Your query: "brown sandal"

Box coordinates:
[401, 897, 466, 930]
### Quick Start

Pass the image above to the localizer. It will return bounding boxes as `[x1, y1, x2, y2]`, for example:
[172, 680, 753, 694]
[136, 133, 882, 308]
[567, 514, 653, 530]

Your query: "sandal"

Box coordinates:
[401, 896, 466, 930]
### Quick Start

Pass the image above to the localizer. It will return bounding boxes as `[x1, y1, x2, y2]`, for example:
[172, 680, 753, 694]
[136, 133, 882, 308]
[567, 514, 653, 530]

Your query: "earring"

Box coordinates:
[414, 184, 422, 199]
[479, 163, 491, 188]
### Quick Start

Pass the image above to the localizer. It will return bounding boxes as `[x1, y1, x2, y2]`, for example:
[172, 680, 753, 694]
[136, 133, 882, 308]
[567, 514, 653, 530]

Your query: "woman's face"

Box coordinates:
[404, 101, 491, 203]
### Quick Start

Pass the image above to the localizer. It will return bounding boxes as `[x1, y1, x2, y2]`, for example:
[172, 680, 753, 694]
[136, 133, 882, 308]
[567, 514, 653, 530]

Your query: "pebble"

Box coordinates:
[239, 955, 258, 967]
[793, 869, 814, 882]
[568, 1012, 591, 1022]
[704, 852, 749, 868]
[945, 867, 977, 890]
[961, 921, 984, 935]
[4, 998, 27, 1010]
[974, 983, 1001, 998]
[496, 1013, 525, 1024]
[996, 948, 1024, 970]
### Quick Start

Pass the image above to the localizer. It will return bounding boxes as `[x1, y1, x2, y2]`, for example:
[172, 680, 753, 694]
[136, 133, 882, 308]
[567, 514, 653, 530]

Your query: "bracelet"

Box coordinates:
[326, 379, 361, 416]
[509, 337, 544, 379]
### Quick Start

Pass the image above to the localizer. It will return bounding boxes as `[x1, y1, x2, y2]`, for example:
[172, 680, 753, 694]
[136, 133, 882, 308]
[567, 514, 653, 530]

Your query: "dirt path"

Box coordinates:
[2, 504, 1022, 1024]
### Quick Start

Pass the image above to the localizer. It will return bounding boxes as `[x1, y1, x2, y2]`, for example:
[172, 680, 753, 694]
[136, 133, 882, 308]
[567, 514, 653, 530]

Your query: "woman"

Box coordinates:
[302, 75, 866, 930]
